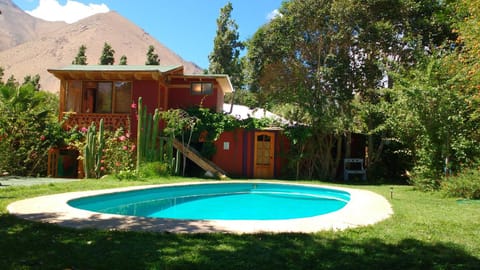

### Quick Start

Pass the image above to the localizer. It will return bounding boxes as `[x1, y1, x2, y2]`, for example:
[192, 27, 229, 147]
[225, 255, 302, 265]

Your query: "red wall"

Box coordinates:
[212, 129, 290, 179]
[131, 80, 159, 136]
[212, 129, 246, 177]
[168, 78, 220, 111]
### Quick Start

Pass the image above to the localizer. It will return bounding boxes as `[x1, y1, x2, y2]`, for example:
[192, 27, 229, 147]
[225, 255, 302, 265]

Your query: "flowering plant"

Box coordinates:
[104, 127, 136, 180]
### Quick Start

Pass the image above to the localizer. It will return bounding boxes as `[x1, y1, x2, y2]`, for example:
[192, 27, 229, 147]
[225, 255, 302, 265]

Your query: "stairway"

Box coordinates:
[172, 139, 227, 179]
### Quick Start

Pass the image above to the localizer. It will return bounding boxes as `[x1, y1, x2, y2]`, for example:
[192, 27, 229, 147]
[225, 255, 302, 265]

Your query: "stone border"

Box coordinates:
[7, 182, 393, 233]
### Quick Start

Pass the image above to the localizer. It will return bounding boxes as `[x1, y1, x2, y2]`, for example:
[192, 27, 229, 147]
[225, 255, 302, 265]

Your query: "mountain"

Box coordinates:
[0, 0, 65, 51]
[0, 0, 203, 92]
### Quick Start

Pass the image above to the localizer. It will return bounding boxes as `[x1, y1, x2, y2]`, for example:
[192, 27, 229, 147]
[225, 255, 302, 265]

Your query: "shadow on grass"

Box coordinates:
[0, 214, 478, 270]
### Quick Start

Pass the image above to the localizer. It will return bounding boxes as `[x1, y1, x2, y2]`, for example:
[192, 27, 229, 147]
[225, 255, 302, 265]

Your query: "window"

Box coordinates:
[114, 82, 132, 113]
[65, 80, 82, 112]
[65, 80, 132, 113]
[191, 82, 213, 95]
[95, 82, 112, 113]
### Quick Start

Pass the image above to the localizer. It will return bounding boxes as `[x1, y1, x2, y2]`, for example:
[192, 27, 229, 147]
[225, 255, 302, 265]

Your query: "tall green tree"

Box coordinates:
[145, 45, 160, 65]
[99, 42, 115, 65]
[23, 74, 41, 91]
[0, 66, 4, 84]
[208, 2, 244, 90]
[119, 55, 128, 65]
[246, 0, 456, 180]
[72, 44, 88, 65]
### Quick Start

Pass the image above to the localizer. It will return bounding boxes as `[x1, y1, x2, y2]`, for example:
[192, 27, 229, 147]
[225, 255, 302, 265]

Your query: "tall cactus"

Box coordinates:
[83, 119, 105, 178]
[136, 97, 162, 173]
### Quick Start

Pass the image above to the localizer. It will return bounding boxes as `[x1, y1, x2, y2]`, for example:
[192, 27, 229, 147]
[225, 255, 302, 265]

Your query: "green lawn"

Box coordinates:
[1, 178, 479, 269]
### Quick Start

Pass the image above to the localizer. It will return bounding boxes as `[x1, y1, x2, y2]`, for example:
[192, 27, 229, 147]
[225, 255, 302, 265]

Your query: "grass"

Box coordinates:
[0, 177, 479, 269]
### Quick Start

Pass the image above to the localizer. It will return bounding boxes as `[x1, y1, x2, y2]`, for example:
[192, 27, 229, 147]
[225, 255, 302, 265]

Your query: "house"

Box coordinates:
[47, 65, 289, 179]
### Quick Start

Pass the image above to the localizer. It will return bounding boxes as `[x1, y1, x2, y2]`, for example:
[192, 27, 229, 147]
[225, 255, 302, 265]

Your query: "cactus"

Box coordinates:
[83, 119, 105, 178]
[136, 97, 163, 173]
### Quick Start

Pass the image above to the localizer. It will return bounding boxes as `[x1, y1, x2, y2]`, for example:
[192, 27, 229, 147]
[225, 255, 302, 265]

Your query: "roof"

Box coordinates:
[223, 103, 292, 126]
[179, 74, 233, 93]
[48, 65, 234, 93]
[49, 64, 184, 73]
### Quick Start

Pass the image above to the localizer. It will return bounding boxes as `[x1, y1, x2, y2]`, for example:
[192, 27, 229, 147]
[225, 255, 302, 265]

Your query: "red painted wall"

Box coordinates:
[212, 129, 245, 177]
[168, 78, 220, 111]
[212, 129, 290, 179]
[131, 80, 159, 136]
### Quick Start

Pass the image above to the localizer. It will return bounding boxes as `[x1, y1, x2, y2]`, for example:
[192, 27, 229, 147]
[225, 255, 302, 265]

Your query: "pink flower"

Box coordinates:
[40, 135, 46, 141]
[122, 145, 128, 151]
[131, 103, 137, 109]
[100, 166, 105, 171]
[125, 133, 130, 138]
[119, 135, 126, 141]
[131, 145, 136, 152]
[80, 127, 88, 133]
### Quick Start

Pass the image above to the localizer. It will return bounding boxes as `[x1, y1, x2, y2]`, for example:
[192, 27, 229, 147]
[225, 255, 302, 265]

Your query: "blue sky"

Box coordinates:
[13, 0, 284, 69]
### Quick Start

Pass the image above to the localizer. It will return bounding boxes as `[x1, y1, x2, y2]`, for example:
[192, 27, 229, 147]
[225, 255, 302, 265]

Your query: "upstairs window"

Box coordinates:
[191, 82, 213, 95]
[65, 80, 132, 113]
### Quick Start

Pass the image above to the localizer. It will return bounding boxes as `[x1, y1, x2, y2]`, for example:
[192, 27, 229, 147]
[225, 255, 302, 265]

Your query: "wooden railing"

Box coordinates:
[62, 112, 130, 130]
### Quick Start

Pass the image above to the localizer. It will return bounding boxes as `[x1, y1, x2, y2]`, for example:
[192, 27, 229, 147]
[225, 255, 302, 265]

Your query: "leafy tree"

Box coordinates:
[208, 2, 244, 91]
[246, 0, 456, 180]
[23, 74, 41, 91]
[386, 53, 480, 189]
[0, 81, 66, 176]
[99, 42, 115, 65]
[119, 55, 128, 65]
[6, 75, 17, 88]
[0, 66, 4, 84]
[72, 44, 88, 65]
[145, 45, 160, 65]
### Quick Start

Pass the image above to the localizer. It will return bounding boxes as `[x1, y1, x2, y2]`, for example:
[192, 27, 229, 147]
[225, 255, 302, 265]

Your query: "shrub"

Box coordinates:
[441, 169, 480, 199]
[138, 161, 169, 178]
[0, 84, 69, 176]
[104, 128, 137, 180]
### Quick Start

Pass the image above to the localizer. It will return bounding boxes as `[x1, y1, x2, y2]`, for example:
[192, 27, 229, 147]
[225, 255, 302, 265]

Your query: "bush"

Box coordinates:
[441, 169, 480, 199]
[138, 161, 170, 178]
[0, 84, 68, 176]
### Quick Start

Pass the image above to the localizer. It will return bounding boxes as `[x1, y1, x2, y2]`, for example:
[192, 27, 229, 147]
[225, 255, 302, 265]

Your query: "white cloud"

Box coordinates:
[266, 9, 282, 21]
[26, 0, 110, 24]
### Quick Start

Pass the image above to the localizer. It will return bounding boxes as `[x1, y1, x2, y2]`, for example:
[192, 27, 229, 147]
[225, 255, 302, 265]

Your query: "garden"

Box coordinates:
[1, 0, 480, 268]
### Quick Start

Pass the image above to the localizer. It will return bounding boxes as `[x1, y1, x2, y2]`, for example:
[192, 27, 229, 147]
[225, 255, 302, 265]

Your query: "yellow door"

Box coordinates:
[254, 131, 275, 179]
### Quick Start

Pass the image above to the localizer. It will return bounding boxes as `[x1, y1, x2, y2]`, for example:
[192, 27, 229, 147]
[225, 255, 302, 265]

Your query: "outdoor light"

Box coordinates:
[390, 187, 394, 199]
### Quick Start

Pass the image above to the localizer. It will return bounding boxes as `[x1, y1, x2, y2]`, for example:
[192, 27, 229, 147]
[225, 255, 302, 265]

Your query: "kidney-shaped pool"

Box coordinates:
[68, 182, 351, 221]
[7, 181, 393, 233]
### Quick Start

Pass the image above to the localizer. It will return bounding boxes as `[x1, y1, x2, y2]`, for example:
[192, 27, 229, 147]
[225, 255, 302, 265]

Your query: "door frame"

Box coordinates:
[253, 131, 275, 178]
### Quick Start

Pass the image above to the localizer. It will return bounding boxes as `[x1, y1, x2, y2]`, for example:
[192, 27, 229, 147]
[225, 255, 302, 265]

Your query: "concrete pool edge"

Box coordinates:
[7, 181, 393, 233]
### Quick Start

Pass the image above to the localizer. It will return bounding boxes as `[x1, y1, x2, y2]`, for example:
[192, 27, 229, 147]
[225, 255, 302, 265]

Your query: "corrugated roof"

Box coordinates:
[48, 64, 183, 73]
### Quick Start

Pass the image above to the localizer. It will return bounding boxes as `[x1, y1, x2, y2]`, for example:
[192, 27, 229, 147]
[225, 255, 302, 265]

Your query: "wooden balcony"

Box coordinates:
[62, 112, 130, 130]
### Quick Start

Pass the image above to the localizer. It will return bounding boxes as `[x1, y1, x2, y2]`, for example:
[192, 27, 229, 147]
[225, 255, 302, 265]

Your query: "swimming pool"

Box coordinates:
[8, 181, 393, 233]
[68, 183, 351, 221]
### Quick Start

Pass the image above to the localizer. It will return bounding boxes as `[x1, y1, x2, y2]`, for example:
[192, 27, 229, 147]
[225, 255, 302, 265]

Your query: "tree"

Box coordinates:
[208, 2, 244, 91]
[145, 45, 160, 65]
[99, 42, 115, 65]
[0, 66, 4, 84]
[72, 44, 88, 65]
[119, 55, 128, 65]
[246, 0, 456, 180]
[0, 81, 65, 176]
[23, 74, 41, 91]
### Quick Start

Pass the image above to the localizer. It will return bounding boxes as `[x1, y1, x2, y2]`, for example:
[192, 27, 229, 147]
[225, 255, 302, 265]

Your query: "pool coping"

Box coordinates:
[7, 181, 393, 234]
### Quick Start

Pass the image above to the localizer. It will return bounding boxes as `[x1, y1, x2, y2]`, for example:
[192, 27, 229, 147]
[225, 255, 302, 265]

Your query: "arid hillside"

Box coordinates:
[0, 0, 202, 93]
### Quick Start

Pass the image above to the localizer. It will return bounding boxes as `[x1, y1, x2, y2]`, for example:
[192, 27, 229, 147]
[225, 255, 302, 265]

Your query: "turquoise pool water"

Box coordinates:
[68, 183, 351, 220]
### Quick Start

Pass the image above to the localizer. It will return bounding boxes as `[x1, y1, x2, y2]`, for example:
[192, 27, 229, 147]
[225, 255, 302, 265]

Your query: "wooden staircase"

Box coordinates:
[172, 139, 227, 179]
